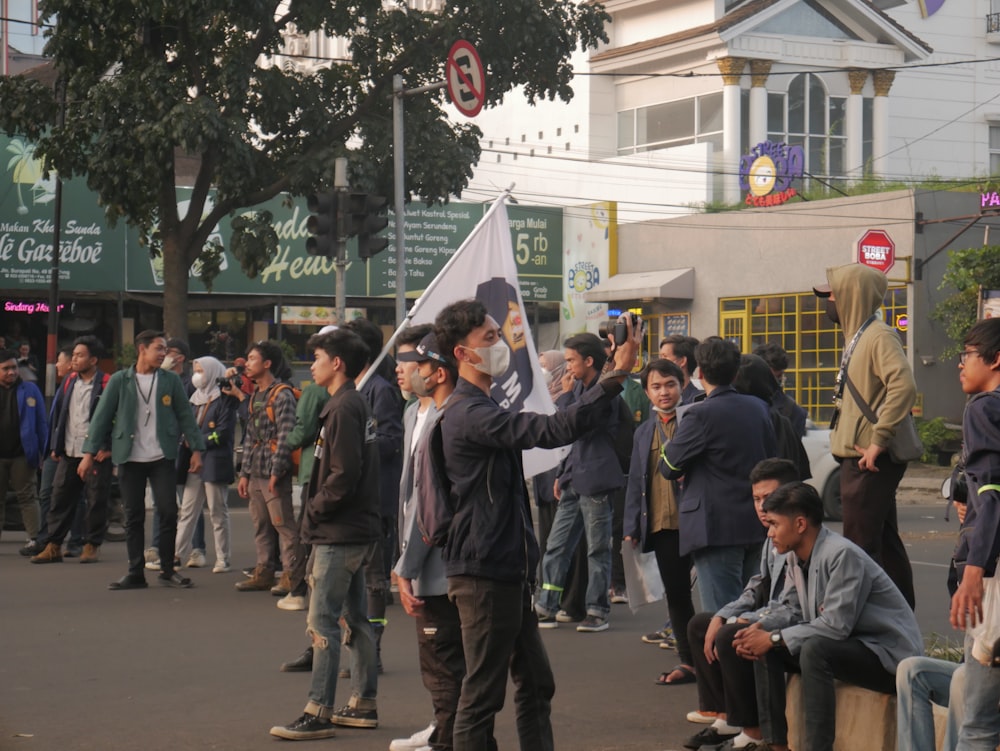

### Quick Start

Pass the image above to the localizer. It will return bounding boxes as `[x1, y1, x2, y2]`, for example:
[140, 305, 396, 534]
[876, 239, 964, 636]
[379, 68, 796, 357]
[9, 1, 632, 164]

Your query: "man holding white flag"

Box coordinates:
[422, 295, 642, 751]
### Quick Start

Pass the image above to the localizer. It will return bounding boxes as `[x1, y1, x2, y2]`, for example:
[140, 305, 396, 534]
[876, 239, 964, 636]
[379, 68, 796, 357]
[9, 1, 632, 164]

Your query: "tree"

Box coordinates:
[0, 0, 609, 339]
[933, 244, 1000, 354]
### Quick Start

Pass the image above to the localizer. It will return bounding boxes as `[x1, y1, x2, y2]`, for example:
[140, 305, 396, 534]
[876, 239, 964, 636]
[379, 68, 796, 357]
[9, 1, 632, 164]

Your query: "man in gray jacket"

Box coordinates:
[733, 482, 922, 751]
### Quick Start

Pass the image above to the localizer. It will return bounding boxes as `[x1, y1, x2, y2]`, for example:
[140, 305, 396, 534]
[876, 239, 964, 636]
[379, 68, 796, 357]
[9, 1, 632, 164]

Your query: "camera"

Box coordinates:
[216, 365, 244, 391]
[599, 312, 641, 346]
[216, 375, 243, 390]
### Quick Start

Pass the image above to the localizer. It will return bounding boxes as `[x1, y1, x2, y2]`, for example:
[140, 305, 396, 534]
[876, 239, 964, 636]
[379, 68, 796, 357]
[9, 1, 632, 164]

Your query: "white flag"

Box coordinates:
[408, 194, 564, 478]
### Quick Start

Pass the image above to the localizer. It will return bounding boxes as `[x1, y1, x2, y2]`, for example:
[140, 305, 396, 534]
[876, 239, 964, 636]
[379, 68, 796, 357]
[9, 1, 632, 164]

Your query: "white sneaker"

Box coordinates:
[212, 561, 231, 574]
[143, 547, 159, 564]
[145, 559, 162, 571]
[389, 722, 435, 751]
[686, 710, 720, 724]
[277, 592, 308, 611]
[186, 549, 207, 568]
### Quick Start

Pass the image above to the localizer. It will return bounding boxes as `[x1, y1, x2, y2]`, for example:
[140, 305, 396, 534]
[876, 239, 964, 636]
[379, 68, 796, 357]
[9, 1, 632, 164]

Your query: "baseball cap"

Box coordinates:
[397, 332, 449, 364]
[166, 338, 191, 359]
[812, 283, 832, 298]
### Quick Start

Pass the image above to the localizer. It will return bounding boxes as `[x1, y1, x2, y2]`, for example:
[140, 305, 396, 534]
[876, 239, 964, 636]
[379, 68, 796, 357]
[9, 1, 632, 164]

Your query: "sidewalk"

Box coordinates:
[898, 462, 951, 505]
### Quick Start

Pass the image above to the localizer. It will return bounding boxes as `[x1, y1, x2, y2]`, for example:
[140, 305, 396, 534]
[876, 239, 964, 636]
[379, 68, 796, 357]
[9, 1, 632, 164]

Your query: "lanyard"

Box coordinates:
[655, 415, 674, 465]
[832, 314, 877, 405]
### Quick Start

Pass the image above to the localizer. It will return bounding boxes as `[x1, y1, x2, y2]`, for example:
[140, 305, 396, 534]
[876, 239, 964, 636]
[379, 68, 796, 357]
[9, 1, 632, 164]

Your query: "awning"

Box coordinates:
[583, 268, 694, 303]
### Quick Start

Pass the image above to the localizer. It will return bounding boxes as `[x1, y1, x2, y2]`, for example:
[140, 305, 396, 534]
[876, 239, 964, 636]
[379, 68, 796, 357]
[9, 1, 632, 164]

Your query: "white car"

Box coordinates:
[802, 425, 842, 520]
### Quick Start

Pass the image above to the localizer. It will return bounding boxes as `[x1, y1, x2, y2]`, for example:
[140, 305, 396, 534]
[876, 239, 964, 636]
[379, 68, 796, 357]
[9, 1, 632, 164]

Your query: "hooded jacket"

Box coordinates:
[826, 264, 916, 460]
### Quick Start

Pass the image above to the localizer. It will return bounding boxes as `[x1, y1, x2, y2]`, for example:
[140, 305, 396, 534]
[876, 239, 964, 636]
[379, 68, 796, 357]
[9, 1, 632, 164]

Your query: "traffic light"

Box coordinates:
[343, 192, 390, 261]
[305, 192, 337, 258]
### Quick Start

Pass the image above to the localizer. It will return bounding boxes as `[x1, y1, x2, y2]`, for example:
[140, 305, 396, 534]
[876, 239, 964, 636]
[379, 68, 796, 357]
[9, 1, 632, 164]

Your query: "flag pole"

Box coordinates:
[358, 189, 513, 389]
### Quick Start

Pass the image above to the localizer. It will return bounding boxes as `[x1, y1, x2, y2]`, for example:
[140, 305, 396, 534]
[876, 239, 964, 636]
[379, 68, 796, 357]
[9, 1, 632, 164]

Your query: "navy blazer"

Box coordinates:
[51, 370, 110, 457]
[555, 376, 626, 496]
[623, 417, 677, 553]
[663, 385, 777, 556]
[188, 396, 238, 484]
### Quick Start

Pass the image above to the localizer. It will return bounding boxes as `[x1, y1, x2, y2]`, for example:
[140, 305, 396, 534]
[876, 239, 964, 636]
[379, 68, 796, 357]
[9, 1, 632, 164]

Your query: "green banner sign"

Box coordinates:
[0, 135, 127, 292]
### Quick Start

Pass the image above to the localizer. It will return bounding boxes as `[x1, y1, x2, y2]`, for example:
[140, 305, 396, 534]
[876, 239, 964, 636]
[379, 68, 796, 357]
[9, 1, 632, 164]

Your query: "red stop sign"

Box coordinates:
[857, 229, 895, 274]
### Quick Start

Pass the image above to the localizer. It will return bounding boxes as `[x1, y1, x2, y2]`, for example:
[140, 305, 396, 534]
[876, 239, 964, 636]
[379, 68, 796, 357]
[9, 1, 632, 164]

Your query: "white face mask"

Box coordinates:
[191, 372, 207, 390]
[161, 355, 177, 371]
[464, 341, 510, 378]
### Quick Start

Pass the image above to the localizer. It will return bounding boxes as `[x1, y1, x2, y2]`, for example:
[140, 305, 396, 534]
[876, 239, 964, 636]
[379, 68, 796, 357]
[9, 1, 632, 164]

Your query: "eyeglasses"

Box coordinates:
[960, 350, 982, 364]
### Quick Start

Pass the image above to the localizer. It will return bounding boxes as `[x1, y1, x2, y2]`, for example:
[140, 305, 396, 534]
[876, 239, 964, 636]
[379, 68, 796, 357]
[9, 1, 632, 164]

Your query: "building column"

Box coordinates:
[748, 60, 772, 148]
[718, 56, 746, 205]
[871, 69, 895, 179]
[845, 69, 868, 180]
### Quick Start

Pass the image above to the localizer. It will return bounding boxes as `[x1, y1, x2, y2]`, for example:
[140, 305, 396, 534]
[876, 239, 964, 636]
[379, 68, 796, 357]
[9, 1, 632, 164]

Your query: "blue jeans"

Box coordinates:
[896, 656, 965, 751]
[536, 491, 612, 619]
[305, 542, 378, 717]
[957, 633, 1000, 751]
[691, 543, 762, 613]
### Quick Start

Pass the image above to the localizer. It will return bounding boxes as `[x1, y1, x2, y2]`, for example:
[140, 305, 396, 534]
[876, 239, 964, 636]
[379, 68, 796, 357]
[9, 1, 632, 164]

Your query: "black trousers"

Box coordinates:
[688, 612, 759, 726]
[449, 576, 555, 751]
[649, 528, 695, 665]
[118, 458, 178, 577]
[45, 456, 113, 546]
[754, 636, 895, 750]
[415, 594, 466, 751]
[839, 455, 915, 608]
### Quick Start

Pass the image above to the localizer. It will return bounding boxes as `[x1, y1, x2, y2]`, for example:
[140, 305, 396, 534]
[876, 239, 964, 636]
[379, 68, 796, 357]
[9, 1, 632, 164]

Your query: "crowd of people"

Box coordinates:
[2, 261, 1000, 751]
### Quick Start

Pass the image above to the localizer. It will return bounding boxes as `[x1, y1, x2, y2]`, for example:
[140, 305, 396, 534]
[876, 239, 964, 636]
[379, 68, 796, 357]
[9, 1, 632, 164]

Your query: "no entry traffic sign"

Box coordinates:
[446, 40, 485, 118]
[857, 229, 895, 274]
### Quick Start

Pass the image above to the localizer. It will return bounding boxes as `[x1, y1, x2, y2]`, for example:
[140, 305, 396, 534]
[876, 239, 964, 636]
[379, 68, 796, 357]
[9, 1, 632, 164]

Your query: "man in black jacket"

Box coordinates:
[432, 299, 641, 751]
[270, 329, 381, 741]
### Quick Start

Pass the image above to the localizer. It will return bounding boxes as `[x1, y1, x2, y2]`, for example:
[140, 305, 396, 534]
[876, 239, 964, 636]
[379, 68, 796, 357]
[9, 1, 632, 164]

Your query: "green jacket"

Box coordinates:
[83, 366, 206, 464]
[286, 382, 330, 485]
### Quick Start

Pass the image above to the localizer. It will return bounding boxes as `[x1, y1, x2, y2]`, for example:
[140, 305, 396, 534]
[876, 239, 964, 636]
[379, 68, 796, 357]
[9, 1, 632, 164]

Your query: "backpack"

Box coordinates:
[250, 382, 302, 475]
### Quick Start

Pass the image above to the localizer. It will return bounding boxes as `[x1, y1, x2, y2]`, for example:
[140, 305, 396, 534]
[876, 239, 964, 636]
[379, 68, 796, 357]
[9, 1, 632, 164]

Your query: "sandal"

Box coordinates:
[655, 665, 696, 685]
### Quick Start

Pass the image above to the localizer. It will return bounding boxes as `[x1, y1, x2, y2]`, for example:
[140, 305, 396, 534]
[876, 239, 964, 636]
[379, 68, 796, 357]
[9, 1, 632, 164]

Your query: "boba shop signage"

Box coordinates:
[738, 141, 804, 208]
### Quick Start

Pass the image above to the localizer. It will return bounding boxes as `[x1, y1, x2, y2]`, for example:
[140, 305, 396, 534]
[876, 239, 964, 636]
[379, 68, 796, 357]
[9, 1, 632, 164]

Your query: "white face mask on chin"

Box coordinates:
[465, 341, 510, 378]
[161, 355, 177, 371]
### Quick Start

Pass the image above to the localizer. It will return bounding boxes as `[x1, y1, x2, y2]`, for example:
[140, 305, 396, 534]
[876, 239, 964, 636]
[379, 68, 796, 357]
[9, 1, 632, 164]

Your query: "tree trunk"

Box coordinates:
[161, 232, 190, 341]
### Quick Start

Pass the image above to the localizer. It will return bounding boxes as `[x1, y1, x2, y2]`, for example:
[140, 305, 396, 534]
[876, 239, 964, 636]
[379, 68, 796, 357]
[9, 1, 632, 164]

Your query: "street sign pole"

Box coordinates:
[390, 41, 484, 328]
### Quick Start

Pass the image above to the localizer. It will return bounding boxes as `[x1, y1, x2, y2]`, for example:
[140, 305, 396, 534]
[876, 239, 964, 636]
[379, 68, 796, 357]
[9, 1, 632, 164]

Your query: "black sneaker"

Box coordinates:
[536, 612, 558, 629]
[329, 702, 378, 729]
[19, 539, 40, 557]
[158, 572, 194, 588]
[682, 727, 738, 750]
[576, 615, 609, 632]
[269, 713, 337, 740]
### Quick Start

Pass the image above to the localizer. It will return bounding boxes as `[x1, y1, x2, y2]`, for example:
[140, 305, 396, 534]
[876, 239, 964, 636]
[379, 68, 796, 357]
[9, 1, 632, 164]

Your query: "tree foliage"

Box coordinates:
[933, 245, 1000, 355]
[0, 0, 609, 337]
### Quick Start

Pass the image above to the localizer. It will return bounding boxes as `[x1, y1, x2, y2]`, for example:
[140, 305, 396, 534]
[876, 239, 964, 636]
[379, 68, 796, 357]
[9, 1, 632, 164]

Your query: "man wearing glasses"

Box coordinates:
[813, 263, 917, 608]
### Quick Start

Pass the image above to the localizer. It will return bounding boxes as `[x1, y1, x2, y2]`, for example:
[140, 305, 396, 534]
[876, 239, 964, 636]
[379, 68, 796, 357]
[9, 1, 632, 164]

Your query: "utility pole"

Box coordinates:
[334, 157, 348, 324]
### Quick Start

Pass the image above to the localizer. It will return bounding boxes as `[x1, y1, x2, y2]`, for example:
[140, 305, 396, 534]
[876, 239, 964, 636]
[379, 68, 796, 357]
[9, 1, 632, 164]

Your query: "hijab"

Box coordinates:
[191, 356, 226, 406]
[538, 350, 567, 402]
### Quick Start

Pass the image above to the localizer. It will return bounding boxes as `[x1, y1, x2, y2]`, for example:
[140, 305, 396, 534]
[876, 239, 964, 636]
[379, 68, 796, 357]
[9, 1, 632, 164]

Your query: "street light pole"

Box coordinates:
[334, 156, 348, 325]
[392, 75, 446, 327]
[393, 75, 405, 326]
[44, 75, 67, 400]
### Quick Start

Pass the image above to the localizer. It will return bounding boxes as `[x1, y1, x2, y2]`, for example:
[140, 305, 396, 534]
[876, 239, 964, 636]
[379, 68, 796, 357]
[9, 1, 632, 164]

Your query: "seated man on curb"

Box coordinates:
[733, 482, 923, 751]
[684, 458, 803, 751]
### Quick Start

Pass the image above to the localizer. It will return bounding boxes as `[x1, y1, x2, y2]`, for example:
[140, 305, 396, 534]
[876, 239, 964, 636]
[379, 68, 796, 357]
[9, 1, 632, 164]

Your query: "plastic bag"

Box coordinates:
[622, 544, 664, 614]
[970, 576, 1000, 666]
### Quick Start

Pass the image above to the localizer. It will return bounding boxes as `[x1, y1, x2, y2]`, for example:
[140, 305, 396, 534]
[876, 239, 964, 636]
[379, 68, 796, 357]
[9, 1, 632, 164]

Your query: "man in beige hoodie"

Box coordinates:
[814, 263, 916, 608]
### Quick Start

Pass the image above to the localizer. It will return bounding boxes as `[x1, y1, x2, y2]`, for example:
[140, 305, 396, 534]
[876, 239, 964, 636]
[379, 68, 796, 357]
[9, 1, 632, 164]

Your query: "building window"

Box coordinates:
[718, 287, 907, 424]
[990, 124, 1000, 175]
[767, 73, 866, 185]
[618, 92, 725, 155]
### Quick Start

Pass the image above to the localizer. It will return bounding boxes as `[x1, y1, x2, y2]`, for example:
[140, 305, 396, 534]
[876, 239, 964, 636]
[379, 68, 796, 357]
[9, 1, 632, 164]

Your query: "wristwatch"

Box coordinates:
[770, 631, 783, 647]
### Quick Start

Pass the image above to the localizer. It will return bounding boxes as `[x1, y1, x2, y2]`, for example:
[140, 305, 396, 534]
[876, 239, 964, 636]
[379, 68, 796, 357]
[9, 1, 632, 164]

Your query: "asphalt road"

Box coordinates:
[0, 500, 967, 751]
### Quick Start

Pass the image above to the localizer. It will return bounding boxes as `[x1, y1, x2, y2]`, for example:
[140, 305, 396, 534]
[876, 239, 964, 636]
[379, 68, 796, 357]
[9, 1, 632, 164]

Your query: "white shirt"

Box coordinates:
[128, 371, 164, 462]
[64, 376, 94, 458]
